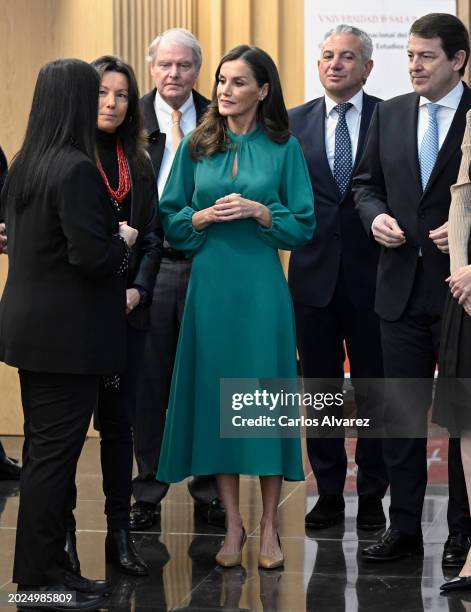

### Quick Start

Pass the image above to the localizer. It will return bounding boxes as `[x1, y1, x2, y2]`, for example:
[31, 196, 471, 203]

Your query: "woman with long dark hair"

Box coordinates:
[64, 55, 162, 578]
[0, 59, 137, 609]
[157, 45, 315, 569]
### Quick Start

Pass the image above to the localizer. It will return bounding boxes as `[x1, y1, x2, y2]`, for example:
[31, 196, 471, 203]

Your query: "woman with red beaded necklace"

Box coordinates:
[64, 56, 163, 578]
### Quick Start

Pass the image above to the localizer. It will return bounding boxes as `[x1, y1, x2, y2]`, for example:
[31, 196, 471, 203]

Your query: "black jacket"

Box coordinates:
[139, 88, 209, 178]
[288, 92, 380, 308]
[124, 154, 163, 330]
[353, 84, 471, 321]
[0, 149, 128, 374]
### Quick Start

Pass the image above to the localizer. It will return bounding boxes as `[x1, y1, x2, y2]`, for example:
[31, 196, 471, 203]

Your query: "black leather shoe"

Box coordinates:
[194, 497, 226, 527]
[362, 527, 424, 561]
[440, 575, 471, 591]
[442, 533, 471, 568]
[65, 530, 81, 576]
[105, 529, 148, 576]
[64, 571, 112, 596]
[357, 495, 386, 530]
[305, 495, 345, 529]
[17, 584, 105, 610]
[207, 498, 226, 527]
[129, 501, 158, 531]
[0, 455, 21, 480]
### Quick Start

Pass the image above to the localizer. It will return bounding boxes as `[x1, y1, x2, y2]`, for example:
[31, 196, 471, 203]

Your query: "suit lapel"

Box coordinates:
[193, 89, 210, 120]
[305, 98, 342, 199]
[141, 89, 161, 137]
[401, 94, 423, 198]
[141, 89, 166, 172]
[353, 93, 375, 170]
[422, 83, 471, 198]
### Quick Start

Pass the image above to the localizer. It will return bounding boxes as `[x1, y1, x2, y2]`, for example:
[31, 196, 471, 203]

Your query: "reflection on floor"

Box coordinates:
[0, 435, 467, 611]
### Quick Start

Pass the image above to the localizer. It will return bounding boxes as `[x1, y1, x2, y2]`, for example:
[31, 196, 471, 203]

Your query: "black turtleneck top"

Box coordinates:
[96, 130, 131, 224]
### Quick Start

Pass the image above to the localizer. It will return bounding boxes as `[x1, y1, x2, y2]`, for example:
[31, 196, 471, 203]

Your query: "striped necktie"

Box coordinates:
[419, 103, 440, 190]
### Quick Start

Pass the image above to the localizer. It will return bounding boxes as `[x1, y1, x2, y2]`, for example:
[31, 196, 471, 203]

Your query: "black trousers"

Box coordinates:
[66, 325, 147, 531]
[13, 371, 99, 586]
[380, 261, 471, 535]
[133, 257, 218, 504]
[294, 274, 388, 498]
[0, 440, 6, 460]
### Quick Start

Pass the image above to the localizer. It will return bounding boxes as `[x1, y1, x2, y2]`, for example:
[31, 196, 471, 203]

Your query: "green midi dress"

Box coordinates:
[156, 125, 315, 482]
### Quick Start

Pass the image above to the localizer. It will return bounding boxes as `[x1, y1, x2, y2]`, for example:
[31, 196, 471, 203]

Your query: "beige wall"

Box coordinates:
[0, 0, 470, 433]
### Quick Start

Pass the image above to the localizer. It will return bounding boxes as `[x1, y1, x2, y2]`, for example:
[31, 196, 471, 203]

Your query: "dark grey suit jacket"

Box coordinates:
[288, 92, 381, 308]
[353, 83, 471, 321]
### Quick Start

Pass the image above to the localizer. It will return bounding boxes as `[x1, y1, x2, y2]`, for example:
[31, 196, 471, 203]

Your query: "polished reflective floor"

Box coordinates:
[0, 435, 468, 611]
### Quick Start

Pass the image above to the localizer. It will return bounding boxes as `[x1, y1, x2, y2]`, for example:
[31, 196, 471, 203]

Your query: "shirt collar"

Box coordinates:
[155, 90, 194, 117]
[324, 89, 364, 117]
[419, 81, 464, 110]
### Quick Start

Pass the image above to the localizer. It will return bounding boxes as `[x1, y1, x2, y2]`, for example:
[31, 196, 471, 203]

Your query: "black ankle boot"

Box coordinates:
[65, 530, 81, 576]
[105, 529, 148, 576]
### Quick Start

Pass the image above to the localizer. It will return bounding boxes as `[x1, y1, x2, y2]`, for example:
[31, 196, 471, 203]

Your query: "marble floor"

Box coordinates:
[0, 435, 468, 612]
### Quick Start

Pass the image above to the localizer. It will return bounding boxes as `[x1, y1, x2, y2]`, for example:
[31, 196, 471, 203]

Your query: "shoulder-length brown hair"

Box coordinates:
[188, 45, 290, 160]
[91, 55, 149, 178]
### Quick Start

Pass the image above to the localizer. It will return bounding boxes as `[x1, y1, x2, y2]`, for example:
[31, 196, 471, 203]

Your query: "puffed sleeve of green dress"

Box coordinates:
[257, 136, 315, 250]
[159, 134, 206, 257]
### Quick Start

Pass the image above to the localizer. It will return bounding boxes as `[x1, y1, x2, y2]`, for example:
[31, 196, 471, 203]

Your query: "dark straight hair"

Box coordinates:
[410, 13, 470, 76]
[91, 55, 148, 177]
[0, 146, 7, 193]
[6, 59, 99, 209]
[188, 45, 290, 159]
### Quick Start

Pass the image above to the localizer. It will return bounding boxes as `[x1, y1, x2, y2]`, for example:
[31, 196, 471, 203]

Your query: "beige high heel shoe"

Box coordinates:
[216, 527, 247, 568]
[258, 533, 284, 569]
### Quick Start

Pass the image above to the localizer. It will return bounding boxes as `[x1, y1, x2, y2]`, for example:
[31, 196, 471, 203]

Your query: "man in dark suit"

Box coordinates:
[131, 28, 224, 529]
[353, 12, 471, 562]
[289, 25, 388, 530]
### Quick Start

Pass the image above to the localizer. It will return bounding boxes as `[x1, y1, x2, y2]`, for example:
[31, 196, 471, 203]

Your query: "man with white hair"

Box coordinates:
[289, 25, 388, 531]
[131, 28, 224, 530]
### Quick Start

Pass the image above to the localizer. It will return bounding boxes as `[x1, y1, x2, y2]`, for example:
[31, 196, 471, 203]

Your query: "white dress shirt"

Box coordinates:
[417, 80, 463, 151]
[154, 91, 197, 197]
[324, 89, 364, 172]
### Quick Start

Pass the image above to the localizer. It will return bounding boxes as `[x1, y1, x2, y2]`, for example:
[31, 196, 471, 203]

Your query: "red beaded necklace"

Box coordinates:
[97, 138, 131, 204]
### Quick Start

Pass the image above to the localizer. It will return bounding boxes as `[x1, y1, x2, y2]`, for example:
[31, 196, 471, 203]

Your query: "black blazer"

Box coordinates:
[125, 156, 163, 330]
[0, 149, 128, 375]
[288, 92, 381, 308]
[352, 83, 471, 321]
[139, 88, 210, 177]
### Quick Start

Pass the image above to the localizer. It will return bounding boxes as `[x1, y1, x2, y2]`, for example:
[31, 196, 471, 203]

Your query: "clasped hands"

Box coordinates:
[372, 213, 448, 253]
[192, 193, 271, 231]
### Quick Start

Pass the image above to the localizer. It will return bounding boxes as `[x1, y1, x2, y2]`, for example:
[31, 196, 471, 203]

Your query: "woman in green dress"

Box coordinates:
[157, 45, 315, 569]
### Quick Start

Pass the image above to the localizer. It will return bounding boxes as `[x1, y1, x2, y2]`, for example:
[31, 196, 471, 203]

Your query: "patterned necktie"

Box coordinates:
[333, 102, 353, 196]
[171, 110, 184, 152]
[419, 103, 440, 190]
